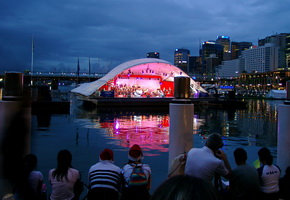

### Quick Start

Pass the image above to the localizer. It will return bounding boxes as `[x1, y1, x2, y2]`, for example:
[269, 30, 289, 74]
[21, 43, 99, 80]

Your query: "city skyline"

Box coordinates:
[0, 0, 290, 73]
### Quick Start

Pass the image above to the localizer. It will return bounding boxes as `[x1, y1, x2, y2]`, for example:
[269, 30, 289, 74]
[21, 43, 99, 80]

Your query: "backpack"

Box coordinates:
[128, 163, 148, 188]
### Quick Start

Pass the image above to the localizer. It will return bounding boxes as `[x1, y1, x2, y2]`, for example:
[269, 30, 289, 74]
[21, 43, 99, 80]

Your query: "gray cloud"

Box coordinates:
[0, 0, 289, 73]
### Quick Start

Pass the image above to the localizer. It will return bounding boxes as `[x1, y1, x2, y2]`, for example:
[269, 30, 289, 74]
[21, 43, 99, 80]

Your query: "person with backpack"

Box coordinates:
[121, 144, 151, 200]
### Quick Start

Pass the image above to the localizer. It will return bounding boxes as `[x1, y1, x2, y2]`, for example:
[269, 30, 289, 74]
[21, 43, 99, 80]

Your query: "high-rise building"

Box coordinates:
[200, 41, 223, 75]
[205, 56, 220, 78]
[146, 52, 160, 59]
[174, 48, 190, 72]
[231, 42, 252, 59]
[216, 59, 240, 78]
[216, 36, 231, 60]
[200, 41, 223, 61]
[188, 56, 202, 74]
[258, 33, 290, 68]
[286, 35, 290, 67]
[240, 44, 280, 73]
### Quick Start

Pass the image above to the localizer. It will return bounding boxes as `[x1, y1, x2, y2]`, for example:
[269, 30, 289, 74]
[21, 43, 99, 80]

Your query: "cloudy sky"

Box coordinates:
[0, 0, 289, 73]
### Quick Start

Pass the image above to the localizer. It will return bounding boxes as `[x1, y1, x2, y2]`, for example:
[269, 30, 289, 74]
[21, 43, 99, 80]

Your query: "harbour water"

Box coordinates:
[30, 97, 283, 194]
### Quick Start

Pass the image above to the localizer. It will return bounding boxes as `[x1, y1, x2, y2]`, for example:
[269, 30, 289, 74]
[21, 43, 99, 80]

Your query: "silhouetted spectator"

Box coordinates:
[150, 175, 218, 200]
[229, 148, 260, 200]
[279, 166, 290, 200]
[257, 147, 280, 200]
[185, 133, 231, 184]
[121, 144, 151, 200]
[49, 150, 81, 200]
[14, 154, 44, 200]
[87, 149, 121, 200]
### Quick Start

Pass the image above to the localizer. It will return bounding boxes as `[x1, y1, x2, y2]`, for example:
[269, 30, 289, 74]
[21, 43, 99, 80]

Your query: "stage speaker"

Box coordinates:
[174, 76, 190, 99]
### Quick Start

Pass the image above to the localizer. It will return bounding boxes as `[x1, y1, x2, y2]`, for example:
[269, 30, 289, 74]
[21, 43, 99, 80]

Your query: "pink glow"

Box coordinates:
[100, 115, 169, 155]
[100, 62, 186, 97]
[97, 114, 205, 156]
[116, 79, 161, 91]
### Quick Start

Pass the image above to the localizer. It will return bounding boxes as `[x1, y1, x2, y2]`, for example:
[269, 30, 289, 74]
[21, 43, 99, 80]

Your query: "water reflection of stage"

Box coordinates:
[98, 115, 169, 155]
[93, 114, 205, 156]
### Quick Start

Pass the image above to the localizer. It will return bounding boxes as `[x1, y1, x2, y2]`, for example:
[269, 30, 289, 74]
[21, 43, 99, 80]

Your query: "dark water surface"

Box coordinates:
[31, 98, 283, 194]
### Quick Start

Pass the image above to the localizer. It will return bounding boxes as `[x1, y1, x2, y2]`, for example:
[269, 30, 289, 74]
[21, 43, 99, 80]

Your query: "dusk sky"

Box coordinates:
[0, 0, 289, 73]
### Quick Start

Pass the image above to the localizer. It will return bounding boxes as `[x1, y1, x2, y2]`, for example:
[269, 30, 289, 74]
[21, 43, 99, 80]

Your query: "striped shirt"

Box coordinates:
[88, 161, 122, 192]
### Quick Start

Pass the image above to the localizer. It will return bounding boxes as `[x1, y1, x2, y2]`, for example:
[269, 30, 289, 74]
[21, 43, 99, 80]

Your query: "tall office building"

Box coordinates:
[216, 59, 240, 78]
[231, 42, 252, 59]
[200, 41, 223, 75]
[146, 52, 160, 59]
[174, 48, 190, 72]
[258, 33, 290, 68]
[287, 35, 290, 67]
[240, 44, 280, 73]
[188, 56, 202, 74]
[200, 41, 223, 60]
[205, 56, 220, 78]
[216, 36, 231, 60]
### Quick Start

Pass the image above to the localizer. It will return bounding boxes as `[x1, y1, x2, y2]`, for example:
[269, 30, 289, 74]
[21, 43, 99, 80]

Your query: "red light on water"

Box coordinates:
[97, 114, 203, 156]
[99, 115, 169, 155]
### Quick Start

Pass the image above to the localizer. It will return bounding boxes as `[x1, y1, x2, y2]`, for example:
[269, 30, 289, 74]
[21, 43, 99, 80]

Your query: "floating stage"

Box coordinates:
[80, 97, 248, 111]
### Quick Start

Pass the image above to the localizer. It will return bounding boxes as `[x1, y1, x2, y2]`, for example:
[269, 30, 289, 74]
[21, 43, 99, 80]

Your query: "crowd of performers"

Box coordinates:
[111, 84, 173, 98]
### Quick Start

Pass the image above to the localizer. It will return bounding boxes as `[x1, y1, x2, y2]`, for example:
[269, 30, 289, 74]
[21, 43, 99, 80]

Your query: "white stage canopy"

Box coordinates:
[71, 58, 207, 96]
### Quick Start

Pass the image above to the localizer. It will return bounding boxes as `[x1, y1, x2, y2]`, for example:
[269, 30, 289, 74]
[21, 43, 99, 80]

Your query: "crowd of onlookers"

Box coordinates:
[5, 134, 290, 200]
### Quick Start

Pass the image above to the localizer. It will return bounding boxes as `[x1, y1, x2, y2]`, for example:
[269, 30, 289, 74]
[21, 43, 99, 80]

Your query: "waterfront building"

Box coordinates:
[216, 59, 240, 79]
[238, 70, 290, 91]
[258, 33, 290, 69]
[240, 44, 280, 73]
[174, 48, 190, 73]
[216, 36, 231, 60]
[231, 42, 252, 59]
[147, 52, 160, 59]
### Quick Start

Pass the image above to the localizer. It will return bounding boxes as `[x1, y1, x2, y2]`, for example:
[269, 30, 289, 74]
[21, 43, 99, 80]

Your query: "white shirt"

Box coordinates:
[259, 165, 280, 193]
[49, 168, 80, 200]
[185, 146, 229, 183]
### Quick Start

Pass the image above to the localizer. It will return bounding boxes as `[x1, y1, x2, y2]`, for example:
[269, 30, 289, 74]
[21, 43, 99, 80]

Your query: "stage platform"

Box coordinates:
[79, 97, 248, 111]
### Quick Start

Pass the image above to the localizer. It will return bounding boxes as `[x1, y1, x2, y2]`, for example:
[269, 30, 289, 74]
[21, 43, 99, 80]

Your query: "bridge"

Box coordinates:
[0, 72, 106, 87]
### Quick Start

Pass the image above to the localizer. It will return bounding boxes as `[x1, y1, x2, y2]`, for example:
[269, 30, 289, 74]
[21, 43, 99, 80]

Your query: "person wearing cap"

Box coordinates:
[88, 148, 122, 200]
[121, 144, 151, 200]
[184, 133, 231, 184]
